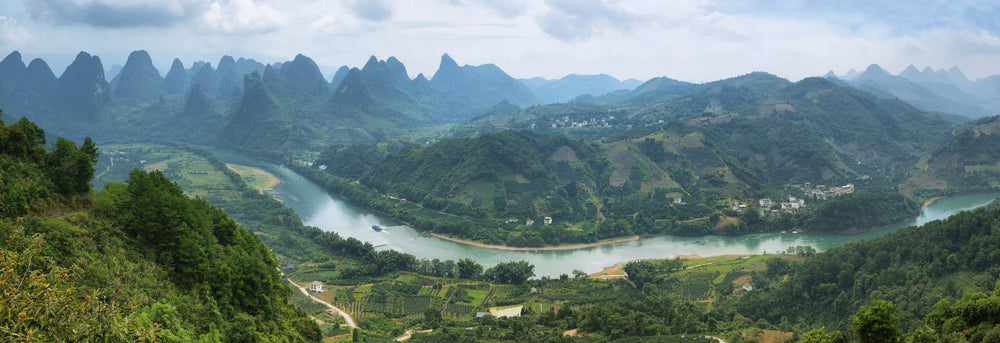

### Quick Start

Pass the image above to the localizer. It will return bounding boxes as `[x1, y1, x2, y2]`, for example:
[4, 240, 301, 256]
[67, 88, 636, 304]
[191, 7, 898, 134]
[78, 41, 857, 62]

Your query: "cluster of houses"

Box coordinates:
[547, 114, 617, 129]
[506, 217, 554, 226]
[731, 196, 807, 217]
[298, 160, 328, 170]
[799, 182, 855, 200]
[101, 149, 144, 164]
[727, 183, 857, 217]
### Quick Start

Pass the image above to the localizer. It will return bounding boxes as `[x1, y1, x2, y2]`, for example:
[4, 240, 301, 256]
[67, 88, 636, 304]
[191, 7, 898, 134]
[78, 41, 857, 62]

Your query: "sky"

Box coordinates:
[1, 0, 999, 83]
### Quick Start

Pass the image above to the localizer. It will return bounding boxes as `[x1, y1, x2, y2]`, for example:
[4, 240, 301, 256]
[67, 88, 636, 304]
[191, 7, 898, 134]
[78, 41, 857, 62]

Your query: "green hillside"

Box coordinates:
[331, 75, 945, 245]
[0, 112, 320, 341]
[901, 115, 1000, 196]
[737, 204, 1000, 339]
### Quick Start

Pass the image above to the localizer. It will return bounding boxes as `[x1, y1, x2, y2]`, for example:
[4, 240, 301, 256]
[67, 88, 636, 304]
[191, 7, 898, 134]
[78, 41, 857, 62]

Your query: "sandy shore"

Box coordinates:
[227, 163, 280, 192]
[428, 233, 640, 251]
[589, 254, 749, 279]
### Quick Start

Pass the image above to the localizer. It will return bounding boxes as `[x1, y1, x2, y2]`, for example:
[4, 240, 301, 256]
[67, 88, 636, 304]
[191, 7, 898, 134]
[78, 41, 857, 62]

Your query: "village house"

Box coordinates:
[525, 219, 535, 226]
[733, 283, 754, 295]
[543, 217, 553, 225]
[488, 305, 523, 318]
[759, 198, 773, 208]
[308, 281, 323, 293]
[731, 200, 747, 212]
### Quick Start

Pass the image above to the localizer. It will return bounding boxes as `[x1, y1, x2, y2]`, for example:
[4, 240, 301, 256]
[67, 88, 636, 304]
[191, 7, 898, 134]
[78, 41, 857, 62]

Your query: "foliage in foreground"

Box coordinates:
[0, 113, 320, 341]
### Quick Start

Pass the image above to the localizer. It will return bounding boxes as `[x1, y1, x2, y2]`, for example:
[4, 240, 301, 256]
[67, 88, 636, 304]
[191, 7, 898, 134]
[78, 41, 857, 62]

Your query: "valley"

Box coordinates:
[4, 46, 1000, 342]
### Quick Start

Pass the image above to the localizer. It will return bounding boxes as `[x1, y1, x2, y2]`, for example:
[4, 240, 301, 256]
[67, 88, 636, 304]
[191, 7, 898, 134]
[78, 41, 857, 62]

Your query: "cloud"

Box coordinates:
[0, 16, 32, 48]
[710, 0, 1000, 37]
[346, 0, 392, 21]
[450, 0, 527, 18]
[537, 0, 641, 41]
[22, 0, 202, 28]
[201, 0, 288, 34]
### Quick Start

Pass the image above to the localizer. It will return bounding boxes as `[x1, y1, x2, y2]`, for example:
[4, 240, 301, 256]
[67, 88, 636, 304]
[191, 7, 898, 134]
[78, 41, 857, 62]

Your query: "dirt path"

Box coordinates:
[428, 233, 639, 251]
[590, 254, 708, 278]
[288, 279, 357, 329]
[395, 329, 433, 341]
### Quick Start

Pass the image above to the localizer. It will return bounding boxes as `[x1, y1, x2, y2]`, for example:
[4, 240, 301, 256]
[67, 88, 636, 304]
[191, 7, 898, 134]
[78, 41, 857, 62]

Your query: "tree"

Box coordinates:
[483, 261, 535, 285]
[853, 300, 900, 343]
[799, 327, 849, 343]
[423, 308, 442, 329]
[457, 258, 483, 280]
[46, 137, 98, 195]
[623, 260, 658, 290]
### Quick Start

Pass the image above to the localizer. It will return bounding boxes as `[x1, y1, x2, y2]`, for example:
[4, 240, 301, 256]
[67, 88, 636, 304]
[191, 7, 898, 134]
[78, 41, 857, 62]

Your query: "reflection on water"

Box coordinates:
[210, 148, 997, 277]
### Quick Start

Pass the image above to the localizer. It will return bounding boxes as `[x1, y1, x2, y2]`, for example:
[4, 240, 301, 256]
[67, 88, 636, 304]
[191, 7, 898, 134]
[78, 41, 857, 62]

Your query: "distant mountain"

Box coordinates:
[105, 63, 122, 81]
[9, 58, 58, 118]
[215, 56, 242, 99]
[56, 51, 113, 119]
[330, 65, 350, 87]
[0, 51, 25, 98]
[830, 64, 997, 119]
[268, 54, 331, 98]
[629, 76, 697, 100]
[185, 56, 266, 100]
[111, 50, 164, 105]
[219, 71, 300, 157]
[519, 74, 643, 104]
[430, 53, 539, 118]
[518, 77, 550, 92]
[162, 58, 188, 94]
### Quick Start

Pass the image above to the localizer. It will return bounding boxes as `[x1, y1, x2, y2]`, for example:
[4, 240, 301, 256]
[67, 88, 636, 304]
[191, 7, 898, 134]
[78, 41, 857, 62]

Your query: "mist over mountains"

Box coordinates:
[827, 64, 1000, 119]
[1, 49, 999, 160]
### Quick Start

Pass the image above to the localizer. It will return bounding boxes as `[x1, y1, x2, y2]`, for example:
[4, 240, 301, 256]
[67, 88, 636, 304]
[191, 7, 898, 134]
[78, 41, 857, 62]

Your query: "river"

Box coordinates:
[210, 150, 997, 277]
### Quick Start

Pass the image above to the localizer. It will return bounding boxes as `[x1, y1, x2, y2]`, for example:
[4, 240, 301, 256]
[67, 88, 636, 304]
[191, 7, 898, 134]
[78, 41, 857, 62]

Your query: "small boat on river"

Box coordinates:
[372, 225, 383, 232]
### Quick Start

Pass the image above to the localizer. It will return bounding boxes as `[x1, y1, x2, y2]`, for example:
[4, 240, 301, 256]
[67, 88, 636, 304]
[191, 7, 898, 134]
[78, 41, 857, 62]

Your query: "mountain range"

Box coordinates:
[519, 74, 642, 104]
[0, 51, 544, 156]
[828, 64, 1000, 119]
[2, 49, 999, 182]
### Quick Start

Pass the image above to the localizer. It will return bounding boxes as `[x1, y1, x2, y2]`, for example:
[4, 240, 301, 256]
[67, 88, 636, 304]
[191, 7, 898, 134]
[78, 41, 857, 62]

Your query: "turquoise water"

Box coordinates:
[211, 149, 997, 277]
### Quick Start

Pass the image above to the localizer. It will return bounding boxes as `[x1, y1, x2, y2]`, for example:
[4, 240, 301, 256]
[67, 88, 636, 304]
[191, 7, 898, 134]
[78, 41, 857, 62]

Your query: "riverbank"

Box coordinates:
[589, 254, 752, 279]
[226, 163, 280, 192]
[428, 233, 640, 251]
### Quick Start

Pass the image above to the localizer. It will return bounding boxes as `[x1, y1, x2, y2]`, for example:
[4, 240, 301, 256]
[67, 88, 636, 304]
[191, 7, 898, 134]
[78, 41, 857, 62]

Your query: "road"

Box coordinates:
[288, 279, 357, 329]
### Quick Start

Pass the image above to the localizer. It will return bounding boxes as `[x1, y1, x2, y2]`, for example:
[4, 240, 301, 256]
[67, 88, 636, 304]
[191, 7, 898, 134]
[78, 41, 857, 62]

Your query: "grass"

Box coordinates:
[226, 163, 279, 192]
[94, 143, 243, 201]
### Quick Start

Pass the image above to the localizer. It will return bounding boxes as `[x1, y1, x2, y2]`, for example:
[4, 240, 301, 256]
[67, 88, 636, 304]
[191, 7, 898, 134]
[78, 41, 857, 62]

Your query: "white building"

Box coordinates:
[308, 281, 323, 293]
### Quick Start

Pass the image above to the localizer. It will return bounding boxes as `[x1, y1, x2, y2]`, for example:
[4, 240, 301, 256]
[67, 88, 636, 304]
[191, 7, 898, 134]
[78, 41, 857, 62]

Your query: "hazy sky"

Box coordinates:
[2, 0, 999, 83]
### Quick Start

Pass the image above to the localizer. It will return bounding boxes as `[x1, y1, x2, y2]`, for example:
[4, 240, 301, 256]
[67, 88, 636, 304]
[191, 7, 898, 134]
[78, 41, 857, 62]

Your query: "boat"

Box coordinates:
[372, 225, 382, 232]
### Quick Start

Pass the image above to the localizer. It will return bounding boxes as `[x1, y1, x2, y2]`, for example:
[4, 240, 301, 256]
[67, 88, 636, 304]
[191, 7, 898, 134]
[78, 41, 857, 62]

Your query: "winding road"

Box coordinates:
[288, 279, 357, 329]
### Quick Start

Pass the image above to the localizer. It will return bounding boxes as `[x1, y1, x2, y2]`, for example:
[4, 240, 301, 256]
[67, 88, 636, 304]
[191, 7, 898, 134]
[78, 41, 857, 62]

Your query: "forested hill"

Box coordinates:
[460, 74, 954, 188]
[361, 130, 602, 220]
[317, 75, 948, 245]
[0, 112, 320, 341]
[900, 115, 1000, 196]
[737, 204, 1000, 338]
